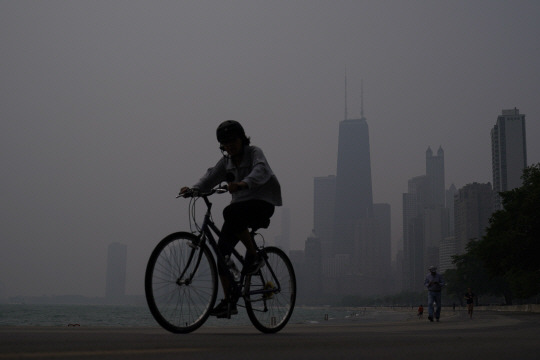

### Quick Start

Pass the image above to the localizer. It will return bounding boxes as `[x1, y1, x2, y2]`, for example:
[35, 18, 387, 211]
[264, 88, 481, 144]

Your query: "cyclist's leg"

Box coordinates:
[222, 200, 275, 273]
[210, 213, 244, 317]
[216, 223, 239, 298]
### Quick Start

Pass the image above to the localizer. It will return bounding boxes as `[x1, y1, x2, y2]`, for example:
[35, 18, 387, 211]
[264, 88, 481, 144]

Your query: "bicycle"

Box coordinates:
[144, 185, 296, 334]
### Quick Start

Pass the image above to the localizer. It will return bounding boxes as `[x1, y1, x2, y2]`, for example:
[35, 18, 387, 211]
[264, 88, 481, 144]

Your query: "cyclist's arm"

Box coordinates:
[241, 147, 274, 189]
[192, 158, 227, 192]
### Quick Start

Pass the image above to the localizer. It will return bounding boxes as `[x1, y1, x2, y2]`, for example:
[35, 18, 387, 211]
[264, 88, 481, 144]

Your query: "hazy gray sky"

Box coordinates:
[2, 1, 539, 298]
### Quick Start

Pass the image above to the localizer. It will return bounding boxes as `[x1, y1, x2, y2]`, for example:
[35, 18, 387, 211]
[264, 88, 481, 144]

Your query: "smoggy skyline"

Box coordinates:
[2, 1, 539, 298]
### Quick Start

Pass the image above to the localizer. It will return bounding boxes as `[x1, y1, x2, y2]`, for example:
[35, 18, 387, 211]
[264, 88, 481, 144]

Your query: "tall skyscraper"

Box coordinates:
[402, 146, 448, 291]
[106, 242, 127, 302]
[402, 175, 429, 291]
[491, 108, 527, 208]
[445, 184, 457, 237]
[426, 146, 445, 207]
[333, 90, 373, 255]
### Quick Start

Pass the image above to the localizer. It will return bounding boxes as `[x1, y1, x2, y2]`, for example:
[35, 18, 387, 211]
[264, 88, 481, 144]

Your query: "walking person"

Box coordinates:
[424, 266, 445, 322]
[417, 305, 424, 319]
[464, 288, 475, 319]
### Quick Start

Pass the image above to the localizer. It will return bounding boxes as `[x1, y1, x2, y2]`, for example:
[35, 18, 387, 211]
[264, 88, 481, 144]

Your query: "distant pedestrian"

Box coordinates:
[464, 288, 475, 319]
[424, 266, 445, 322]
[417, 305, 424, 319]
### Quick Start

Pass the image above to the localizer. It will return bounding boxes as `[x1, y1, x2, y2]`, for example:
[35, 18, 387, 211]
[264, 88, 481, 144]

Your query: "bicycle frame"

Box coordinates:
[146, 186, 296, 333]
[182, 189, 283, 303]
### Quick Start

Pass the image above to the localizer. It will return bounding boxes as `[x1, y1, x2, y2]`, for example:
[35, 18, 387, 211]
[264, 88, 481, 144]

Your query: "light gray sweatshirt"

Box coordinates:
[193, 145, 282, 206]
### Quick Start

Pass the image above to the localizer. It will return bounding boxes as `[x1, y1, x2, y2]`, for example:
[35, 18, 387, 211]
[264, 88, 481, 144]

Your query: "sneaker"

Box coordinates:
[242, 253, 264, 275]
[428, 316, 433, 322]
[210, 299, 238, 318]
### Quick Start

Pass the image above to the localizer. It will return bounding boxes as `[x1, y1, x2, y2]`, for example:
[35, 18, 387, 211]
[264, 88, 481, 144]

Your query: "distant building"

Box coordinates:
[423, 205, 449, 273]
[105, 242, 127, 302]
[304, 233, 322, 302]
[402, 146, 449, 292]
[354, 203, 392, 295]
[288, 250, 305, 270]
[426, 146, 445, 207]
[454, 182, 494, 254]
[439, 236, 456, 273]
[288, 249, 306, 302]
[275, 207, 291, 254]
[313, 175, 336, 257]
[402, 175, 429, 292]
[491, 108, 527, 209]
[446, 184, 457, 236]
[373, 203, 391, 278]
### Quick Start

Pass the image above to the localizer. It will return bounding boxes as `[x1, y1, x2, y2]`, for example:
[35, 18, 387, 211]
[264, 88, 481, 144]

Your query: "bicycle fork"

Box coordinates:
[176, 234, 206, 286]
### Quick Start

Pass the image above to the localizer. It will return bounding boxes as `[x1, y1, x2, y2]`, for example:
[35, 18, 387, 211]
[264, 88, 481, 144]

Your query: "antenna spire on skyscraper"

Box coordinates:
[344, 67, 348, 121]
[360, 79, 364, 119]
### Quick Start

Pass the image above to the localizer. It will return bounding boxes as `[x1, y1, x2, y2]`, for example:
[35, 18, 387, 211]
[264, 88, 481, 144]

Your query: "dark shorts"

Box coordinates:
[218, 200, 275, 260]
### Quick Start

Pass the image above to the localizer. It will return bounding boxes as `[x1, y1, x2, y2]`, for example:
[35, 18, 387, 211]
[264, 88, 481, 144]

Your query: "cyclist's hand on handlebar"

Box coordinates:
[178, 186, 197, 198]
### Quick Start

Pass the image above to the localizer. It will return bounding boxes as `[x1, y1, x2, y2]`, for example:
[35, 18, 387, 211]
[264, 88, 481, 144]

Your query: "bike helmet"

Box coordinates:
[216, 120, 246, 143]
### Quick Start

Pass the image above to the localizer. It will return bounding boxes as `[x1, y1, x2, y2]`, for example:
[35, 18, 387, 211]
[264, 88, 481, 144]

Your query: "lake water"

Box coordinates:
[0, 304, 412, 328]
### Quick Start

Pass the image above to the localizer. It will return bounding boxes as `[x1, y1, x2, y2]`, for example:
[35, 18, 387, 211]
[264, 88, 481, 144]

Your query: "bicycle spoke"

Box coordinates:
[245, 247, 296, 333]
[145, 233, 218, 333]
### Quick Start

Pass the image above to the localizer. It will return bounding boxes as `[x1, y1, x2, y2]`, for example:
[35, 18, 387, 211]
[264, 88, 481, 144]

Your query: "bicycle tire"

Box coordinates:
[244, 246, 296, 333]
[145, 232, 218, 333]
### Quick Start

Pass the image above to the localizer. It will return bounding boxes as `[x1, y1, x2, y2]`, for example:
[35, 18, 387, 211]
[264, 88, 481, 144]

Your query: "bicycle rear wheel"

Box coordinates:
[245, 246, 296, 333]
[145, 232, 218, 333]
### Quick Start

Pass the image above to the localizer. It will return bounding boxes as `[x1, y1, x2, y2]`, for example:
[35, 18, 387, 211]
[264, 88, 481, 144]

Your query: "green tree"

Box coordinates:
[445, 240, 512, 305]
[476, 164, 540, 300]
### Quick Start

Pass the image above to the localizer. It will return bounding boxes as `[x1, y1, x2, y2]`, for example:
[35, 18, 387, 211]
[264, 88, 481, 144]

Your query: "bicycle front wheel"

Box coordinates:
[145, 232, 218, 333]
[245, 246, 296, 333]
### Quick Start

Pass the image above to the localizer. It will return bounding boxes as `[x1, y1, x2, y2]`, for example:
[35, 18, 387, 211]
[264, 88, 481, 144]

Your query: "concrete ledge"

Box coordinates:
[475, 304, 540, 313]
[342, 304, 540, 313]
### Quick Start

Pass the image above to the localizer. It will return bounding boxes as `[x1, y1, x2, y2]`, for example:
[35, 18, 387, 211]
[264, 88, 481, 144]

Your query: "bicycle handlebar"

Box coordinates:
[176, 185, 228, 199]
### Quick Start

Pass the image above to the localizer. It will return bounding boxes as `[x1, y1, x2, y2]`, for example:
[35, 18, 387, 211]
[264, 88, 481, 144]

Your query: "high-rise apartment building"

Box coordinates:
[491, 108, 527, 208]
[439, 236, 456, 273]
[454, 182, 494, 254]
[105, 242, 127, 302]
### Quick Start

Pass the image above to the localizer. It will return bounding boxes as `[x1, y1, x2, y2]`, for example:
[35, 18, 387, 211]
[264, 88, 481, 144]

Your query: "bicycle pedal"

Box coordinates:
[263, 281, 276, 300]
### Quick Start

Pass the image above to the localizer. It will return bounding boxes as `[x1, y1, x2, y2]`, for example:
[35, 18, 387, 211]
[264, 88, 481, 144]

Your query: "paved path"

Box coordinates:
[1, 311, 539, 359]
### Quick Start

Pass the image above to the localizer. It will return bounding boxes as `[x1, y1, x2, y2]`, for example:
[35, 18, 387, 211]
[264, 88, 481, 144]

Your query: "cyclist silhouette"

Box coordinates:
[180, 120, 282, 318]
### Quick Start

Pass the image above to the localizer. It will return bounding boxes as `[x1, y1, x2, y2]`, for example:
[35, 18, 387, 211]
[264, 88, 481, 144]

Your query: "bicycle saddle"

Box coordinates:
[250, 218, 270, 231]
